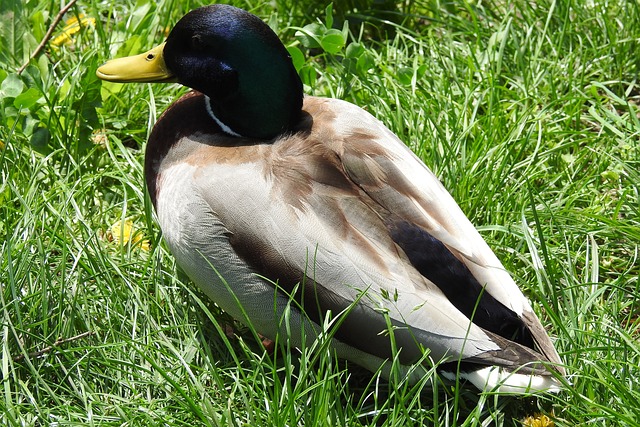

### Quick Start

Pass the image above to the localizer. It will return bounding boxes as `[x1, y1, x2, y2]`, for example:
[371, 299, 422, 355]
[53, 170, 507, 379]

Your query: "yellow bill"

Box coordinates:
[96, 43, 176, 83]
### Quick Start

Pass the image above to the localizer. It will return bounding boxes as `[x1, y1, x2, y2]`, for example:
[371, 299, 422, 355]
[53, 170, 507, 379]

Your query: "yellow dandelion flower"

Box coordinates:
[108, 219, 151, 251]
[51, 14, 96, 47]
[523, 413, 554, 427]
[136, 236, 151, 252]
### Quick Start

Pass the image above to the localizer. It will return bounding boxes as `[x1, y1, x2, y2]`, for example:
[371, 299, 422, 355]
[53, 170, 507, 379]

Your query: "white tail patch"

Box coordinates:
[441, 366, 562, 393]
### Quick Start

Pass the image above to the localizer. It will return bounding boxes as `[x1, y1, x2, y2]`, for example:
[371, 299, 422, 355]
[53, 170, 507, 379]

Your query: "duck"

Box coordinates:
[96, 4, 565, 393]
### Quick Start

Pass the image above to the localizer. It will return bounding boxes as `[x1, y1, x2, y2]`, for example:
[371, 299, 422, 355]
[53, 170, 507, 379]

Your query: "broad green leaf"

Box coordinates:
[29, 10, 47, 41]
[118, 35, 143, 57]
[397, 67, 414, 85]
[37, 54, 49, 79]
[356, 53, 375, 74]
[21, 64, 42, 89]
[417, 64, 429, 79]
[130, 1, 153, 35]
[1, 73, 24, 98]
[320, 29, 345, 55]
[30, 126, 51, 154]
[345, 42, 364, 58]
[286, 46, 305, 72]
[324, 4, 333, 29]
[296, 23, 324, 49]
[13, 87, 41, 110]
[299, 64, 316, 87]
[341, 20, 349, 43]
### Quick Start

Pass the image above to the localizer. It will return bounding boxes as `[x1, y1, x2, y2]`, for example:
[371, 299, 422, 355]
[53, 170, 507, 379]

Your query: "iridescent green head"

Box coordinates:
[97, 5, 303, 139]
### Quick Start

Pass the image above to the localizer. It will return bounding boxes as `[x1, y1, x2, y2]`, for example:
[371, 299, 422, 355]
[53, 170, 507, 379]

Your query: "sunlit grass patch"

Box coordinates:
[1, 0, 639, 425]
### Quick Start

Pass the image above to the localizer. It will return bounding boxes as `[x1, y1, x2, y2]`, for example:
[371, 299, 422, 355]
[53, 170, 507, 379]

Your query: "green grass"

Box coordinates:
[1, 0, 639, 425]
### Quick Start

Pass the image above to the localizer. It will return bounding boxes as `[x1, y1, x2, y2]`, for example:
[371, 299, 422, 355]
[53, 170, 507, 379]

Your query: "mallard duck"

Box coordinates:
[97, 4, 564, 393]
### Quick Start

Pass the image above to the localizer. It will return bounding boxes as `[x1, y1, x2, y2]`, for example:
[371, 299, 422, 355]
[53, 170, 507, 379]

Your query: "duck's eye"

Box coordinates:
[146, 53, 155, 61]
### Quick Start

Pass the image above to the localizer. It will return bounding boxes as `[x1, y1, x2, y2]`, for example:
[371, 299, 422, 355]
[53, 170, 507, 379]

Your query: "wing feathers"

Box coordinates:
[302, 97, 561, 369]
[385, 218, 535, 349]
